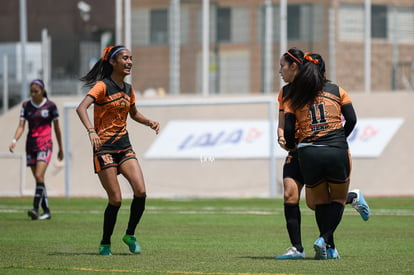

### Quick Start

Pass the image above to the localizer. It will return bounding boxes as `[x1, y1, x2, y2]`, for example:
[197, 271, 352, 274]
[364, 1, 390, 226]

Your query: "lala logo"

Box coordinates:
[178, 127, 263, 150]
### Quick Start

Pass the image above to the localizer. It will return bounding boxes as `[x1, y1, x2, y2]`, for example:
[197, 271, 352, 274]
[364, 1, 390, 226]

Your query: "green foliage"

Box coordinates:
[0, 197, 413, 275]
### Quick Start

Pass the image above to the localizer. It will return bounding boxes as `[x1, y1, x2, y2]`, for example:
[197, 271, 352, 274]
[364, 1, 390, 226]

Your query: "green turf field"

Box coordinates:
[0, 197, 413, 275]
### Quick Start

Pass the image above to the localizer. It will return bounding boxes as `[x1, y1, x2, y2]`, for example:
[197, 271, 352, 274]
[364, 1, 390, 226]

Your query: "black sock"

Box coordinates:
[315, 204, 330, 240]
[41, 184, 50, 213]
[126, 196, 146, 236]
[33, 182, 45, 210]
[101, 203, 120, 245]
[323, 202, 345, 249]
[284, 203, 303, 252]
[346, 192, 357, 204]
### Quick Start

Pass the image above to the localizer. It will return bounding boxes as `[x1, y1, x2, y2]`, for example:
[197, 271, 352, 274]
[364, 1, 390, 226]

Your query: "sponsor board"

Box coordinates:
[144, 118, 403, 159]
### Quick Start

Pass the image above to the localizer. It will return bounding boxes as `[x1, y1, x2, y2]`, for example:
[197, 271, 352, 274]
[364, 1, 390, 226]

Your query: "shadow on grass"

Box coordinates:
[240, 256, 316, 261]
[48, 252, 135, 256]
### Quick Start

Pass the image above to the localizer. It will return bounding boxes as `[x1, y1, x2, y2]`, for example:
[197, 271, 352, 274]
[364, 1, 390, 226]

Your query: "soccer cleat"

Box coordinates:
[27, 209, 38, 220]
[313, 237, 327, 260]
[275, 247, 305, 259]
[327, 248, 340, 259]
[351, 189, 370, 221]
[99, 244, 112, 255]
[38, 212, 51, 220]
[122, 235, 141, 254]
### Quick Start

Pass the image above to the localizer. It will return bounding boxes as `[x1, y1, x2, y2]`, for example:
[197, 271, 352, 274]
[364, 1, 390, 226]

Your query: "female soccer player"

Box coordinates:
[9, 79, 64, 220]
[76, 45, 160, 255]
[275, 50, 369, 260]
[283, 52, 357, 260]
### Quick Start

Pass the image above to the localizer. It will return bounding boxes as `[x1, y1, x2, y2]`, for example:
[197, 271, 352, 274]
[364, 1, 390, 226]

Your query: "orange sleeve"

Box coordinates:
[130, 87, 136, 105]
[339, 86, 352, 106]
[87, 81, 106, 101]
[283, 99, 295, 114]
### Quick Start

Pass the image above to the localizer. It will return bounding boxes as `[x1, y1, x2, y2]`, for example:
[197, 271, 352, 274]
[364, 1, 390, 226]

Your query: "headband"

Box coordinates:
[103, 46, 126, 62]
[304, 52, 319, 64]
[286, 51, 303, 64]
[102, 46, 114, 61]
[30, 80, 44, 89]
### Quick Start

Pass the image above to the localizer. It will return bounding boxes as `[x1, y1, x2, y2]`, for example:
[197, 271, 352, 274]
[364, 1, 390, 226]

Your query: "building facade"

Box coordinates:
[130, 0, 414, 94]
[0, 0, 413, 99]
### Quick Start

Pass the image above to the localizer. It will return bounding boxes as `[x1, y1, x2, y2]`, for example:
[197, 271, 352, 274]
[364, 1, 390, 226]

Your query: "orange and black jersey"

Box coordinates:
[87, 78, 136, 150]
[278, 84, 300, 140]
[284, 82, 357, 149]
[277, 84, 290, 112]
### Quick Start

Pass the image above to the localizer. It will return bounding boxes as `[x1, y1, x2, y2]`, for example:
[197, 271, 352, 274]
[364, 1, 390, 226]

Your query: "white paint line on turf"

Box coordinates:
[0, 206, 414, 216]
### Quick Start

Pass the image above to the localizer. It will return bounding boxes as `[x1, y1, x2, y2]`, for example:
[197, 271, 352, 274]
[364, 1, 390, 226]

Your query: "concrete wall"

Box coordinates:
[0, 92, 412, 198]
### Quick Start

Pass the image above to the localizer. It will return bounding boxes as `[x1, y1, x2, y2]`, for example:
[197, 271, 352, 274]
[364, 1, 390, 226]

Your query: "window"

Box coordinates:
[395, 7, 414, 42]
[287, 5, 300, 40]
[150, 9, 168, 45]
[372, 5, 387, 39]
[216, 7, 231, 42]
[338, 4, 364, 41]
[267, 4, 322, 42]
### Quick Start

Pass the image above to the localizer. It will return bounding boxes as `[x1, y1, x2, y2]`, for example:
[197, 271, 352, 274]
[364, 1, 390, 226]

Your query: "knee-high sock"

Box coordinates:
[41, 184, 50, 213]
[33, 182, 45, 210]
[284, 203, 303, 252]
[101, 203, 120, 245]
[323, 202, 345, 249]
[315, 204, 330, 239]
[126, 196, 146, 236]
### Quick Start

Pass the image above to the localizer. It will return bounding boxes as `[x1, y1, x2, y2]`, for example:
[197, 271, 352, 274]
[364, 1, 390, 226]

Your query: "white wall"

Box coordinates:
[0, 92, 412, 198]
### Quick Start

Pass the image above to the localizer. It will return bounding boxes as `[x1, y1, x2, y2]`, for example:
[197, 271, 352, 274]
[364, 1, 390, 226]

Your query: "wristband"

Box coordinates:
[12, 139, 17, 144]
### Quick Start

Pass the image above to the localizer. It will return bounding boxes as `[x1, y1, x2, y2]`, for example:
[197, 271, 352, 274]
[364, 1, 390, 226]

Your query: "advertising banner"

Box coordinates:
[144, 118, 403, 159]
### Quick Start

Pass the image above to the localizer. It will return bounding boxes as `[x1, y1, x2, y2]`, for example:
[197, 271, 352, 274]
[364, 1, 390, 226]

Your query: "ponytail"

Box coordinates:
[284, 53, 325, 111]
[80, 45, 126, 87]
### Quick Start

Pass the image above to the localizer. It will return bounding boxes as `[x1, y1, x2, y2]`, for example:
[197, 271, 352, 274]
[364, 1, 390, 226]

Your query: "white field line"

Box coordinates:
[0, 205, 413, 216]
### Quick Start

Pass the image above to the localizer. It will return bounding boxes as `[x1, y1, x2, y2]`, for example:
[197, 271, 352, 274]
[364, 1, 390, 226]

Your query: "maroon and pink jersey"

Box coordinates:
[20, 99, 59, 153]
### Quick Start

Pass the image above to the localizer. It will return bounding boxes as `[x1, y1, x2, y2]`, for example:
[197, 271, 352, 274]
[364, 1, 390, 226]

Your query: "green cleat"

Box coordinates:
[99, 244, 112, 255]
[122, 235, 141, 254]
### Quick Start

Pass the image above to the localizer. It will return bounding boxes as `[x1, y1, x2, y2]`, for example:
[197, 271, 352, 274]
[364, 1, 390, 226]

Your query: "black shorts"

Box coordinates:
[93, 147, 137, 173]
[26, 149, 52, 166]
[298, 145, 351, 188]
[283, 151, 303, 184]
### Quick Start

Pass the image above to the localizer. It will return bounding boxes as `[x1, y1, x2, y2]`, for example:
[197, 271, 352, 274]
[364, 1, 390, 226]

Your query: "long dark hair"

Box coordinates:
[284, 52, 326, 111]
[283, 47, 305, 67]
[80, 45, 126, 86]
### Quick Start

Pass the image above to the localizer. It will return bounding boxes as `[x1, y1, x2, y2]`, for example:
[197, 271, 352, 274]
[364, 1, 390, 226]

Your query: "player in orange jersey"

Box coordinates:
[283, 52, 356, 260]
[275, 49, 369, 260]
[76, 45, 159, 255]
